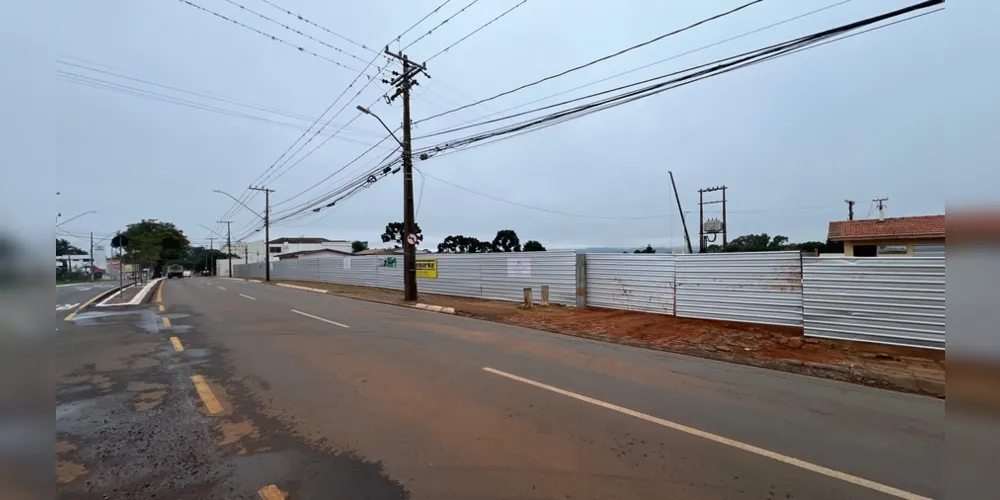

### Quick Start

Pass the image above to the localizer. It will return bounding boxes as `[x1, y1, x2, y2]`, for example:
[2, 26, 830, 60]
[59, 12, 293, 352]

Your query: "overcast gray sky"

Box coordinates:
[41, 0, 996, 254]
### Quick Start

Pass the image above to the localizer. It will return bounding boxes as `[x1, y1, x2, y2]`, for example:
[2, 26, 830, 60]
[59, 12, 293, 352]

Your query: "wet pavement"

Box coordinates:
[56, 283, 406, 499]
[56, 277, 943, 499]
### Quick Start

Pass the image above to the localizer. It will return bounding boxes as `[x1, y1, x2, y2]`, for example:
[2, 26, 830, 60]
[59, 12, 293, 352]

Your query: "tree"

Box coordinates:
[123, 219, 190, 277]
[381, 222, 423, 247]
[492, 229, 521, 252]
[725, 233, 788, 252]
[522, 240, 546, 252]
[171, 246, 232, 273]
[351, 240, 369, 253]
[56, 238, 87, 256]
[634, 244, 656, 254]
[437, 235, 491, 253]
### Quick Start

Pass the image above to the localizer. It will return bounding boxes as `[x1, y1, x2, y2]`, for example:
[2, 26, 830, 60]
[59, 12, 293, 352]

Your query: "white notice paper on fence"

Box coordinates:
[507, 257, 531, 278]
[343, 258, 351, 270]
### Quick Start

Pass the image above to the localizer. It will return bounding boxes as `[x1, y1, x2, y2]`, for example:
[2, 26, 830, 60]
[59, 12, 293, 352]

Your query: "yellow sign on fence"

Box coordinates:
[416, 258, 438, 278]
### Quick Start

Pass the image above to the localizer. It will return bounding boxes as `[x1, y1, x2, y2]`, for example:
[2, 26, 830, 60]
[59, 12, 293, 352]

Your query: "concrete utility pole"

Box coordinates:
[668, 171, 693, 254]
[382, 47, 429, 302]
[206, 237, 216, 276]
[217, 220, 232, 277]
[697, 185, 728, 253]
[845, 199, 856, 220]
[248, 186, 274, 282]
[89, 232, 94, 282]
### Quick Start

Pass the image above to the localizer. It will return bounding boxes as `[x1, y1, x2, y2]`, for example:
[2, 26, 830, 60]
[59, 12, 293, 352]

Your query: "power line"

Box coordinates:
[412, 2, 944, 158]
[426, 0, 530, 62]
[420, 0, 853, 130]
[256, 0, 377, 54]
[402, 0, 481, 50]
[174, 0, 365, 74]
[218, 0, 374, 67]
[56, 71, 395, 147]
[394, 0, 454, 44]
[416, 0, 764, 123]
[417, 168, 668, 220]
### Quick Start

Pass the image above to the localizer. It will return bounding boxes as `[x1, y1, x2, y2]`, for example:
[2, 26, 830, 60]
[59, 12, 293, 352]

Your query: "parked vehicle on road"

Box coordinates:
[182, 270, 192, 277]
[166, 264, 185, 279]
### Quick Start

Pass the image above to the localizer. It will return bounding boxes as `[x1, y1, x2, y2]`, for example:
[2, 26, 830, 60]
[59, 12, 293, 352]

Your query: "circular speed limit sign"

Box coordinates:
[406, 233, 418, 246]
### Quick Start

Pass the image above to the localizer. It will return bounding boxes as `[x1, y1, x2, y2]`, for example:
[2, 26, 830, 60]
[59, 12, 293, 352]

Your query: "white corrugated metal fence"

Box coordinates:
[675, 252, 804, 327]
[586, 254, 675, 315]
[802, 257, 945, 349]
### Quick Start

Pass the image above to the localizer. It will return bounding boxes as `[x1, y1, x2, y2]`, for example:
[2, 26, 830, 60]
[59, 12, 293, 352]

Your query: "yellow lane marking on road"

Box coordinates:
[169, 337, 184, 352]
[482, 367, 932, 500]
[158, 304, 165, 312]
[162, 317, 171, 328]
[64, 288, 113, 321]
[155, 281, 163, 303]
[190, 375, 223, 415]
[290, 309, 350, 328]
[257, 484, 288, 499]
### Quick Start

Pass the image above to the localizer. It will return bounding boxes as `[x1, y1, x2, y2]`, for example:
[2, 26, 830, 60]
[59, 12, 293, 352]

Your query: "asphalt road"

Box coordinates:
[56, 277, 944, 499]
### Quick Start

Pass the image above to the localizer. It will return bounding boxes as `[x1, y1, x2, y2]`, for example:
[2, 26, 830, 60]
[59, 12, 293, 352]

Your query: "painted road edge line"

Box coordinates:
[257, 484, 287, 500]
[248, 279, 263, 283]
[64, 285, 126, 321]
[481, 367, 931, 500]
[170, 336, 184, 352]
[239, 293, 257, 300]
[217, 286, 227, 291]
[290, 309, 350, 328]
[190, 375, 223, 414]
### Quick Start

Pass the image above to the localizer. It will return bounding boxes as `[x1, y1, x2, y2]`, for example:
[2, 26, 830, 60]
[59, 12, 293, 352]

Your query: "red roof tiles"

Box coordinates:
[828, 215, 945, 241]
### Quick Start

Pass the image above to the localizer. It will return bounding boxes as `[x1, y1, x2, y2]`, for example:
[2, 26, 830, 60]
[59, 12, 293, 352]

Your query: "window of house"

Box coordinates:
[269, 247, 282, 253]
[853, 244, 878, 257]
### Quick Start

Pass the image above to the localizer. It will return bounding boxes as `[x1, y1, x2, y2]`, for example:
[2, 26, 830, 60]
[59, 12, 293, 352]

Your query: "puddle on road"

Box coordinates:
[126, 381, 167, 392]
[134, 389, 168, 411]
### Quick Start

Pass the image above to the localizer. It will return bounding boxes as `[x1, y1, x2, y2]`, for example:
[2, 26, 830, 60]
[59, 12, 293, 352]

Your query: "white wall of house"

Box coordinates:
[226, 240, 351, 264]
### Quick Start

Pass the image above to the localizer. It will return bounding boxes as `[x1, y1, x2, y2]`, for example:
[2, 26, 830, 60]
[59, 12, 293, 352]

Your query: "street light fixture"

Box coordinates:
[357, 106, 403, 147]
[212, 189, 264, 219]
[56, 210, 97, 228]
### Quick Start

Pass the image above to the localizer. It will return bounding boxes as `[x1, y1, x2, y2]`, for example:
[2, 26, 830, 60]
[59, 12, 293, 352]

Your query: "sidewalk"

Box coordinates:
[268, 280, 945, 398]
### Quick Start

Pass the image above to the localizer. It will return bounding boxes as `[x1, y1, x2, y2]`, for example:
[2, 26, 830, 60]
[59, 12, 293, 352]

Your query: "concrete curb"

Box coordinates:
[276, 283, 329, 294]
[96, 278, 164, 307]
[413, 303, 456, 314]
[248, 279, 263, 283]
[222, 277, 246, 282]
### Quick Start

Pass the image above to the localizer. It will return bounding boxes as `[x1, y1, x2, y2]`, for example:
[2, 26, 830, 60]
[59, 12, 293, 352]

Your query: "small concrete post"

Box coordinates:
[540, 285, 550, 306]
[523, 287, 533, 308]
[575, 253, 587, 308]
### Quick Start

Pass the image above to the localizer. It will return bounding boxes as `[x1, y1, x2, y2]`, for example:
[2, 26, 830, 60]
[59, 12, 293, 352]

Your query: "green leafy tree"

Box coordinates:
[725, 233, 789, 252]
[522, 240, 546, 252]
[56, 238, 87, 256]
[351, 240, 369, 253]
[381, 222, 423, 247]
[492, 229, 521, 252]
[634, 244, 656, 254]
[123, 219, 190, 277]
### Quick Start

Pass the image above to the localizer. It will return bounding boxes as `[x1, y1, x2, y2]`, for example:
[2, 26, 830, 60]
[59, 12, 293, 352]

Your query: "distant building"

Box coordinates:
[232, 237, 353, 263]
[827, 214, 945, 257]
[276, 248, 352, 260]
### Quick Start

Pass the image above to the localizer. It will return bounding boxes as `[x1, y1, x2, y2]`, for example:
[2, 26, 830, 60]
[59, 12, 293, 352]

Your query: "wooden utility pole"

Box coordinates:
[248, 186, 274, 281]
[217, 220, 232, 277]
[384, 47, 428, 301]
[845, 199, 855, 220]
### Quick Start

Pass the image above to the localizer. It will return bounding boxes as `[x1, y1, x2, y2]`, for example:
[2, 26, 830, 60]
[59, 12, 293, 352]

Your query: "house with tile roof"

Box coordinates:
[827, 214, 945, 257]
